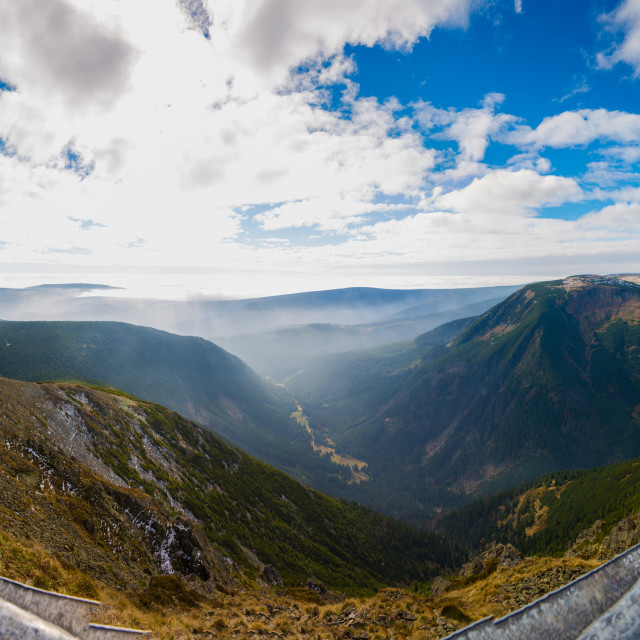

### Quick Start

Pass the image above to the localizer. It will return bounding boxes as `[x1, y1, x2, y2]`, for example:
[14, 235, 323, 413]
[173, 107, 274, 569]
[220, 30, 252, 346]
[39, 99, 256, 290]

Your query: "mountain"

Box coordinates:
[0, 320, 292, 455]
[0, 376, 454, 594]
[215, 298, 503, 380]
[287, 275, 640, 521]
[0, 283, 519, 339]
[438, 453, 640, 560]
[0, 319, 365, 494]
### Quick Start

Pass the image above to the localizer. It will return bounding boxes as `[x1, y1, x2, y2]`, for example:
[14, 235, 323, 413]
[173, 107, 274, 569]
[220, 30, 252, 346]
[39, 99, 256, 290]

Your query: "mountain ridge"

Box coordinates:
[0, 376, 455, 594]
[287, 275, 640, 520]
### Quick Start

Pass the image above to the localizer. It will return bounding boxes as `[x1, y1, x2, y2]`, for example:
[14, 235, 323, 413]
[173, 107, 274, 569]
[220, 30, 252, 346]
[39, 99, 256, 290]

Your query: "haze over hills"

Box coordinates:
[4, 275, 640, 527]
[0, 283, 518, 333]
[215, 297, 503, 380]
[288, 275, 640, 521]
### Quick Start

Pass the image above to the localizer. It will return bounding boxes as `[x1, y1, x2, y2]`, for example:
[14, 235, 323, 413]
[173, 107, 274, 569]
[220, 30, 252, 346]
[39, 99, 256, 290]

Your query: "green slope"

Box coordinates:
[0, 320, 349, 488]
[288, 275, 640, 521]
[0, 377, 457, 594]
[438, 455, 640, 558]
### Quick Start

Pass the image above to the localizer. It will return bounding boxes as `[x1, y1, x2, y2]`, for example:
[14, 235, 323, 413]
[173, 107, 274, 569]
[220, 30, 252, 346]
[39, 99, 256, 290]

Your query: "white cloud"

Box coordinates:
[415, 94, 516, 168]
[514, 0, 523, 14]
[509, 109, 640, 148]
[218, 0, 476, 84]
[434, 169, 582, 217]
[1, 0, 639, 297]
[0, 0, 137, 109]
[598, 0, 640, 75]
[256, 196, 415, 233]
[0, 0, 466, 271]
[580, 202, 640, 231]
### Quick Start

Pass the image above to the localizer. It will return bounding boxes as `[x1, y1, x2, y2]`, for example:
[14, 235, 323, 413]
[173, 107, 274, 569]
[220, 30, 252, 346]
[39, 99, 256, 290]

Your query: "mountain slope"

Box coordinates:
[0, 284, 519, 339]
[0, 320, 355, 487]
[438, 454, 640, 559]
[0, 376, 455, 594]
[289, 275, 640, 520]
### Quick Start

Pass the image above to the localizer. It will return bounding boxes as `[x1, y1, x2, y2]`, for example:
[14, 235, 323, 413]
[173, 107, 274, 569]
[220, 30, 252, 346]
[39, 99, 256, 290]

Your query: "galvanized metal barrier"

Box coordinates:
[0, 576, 149, 639]
[444, 542, 640, 640]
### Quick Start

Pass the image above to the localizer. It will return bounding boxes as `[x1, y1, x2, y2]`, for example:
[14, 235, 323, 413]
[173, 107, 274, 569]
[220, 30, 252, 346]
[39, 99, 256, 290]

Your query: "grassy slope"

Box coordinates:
[286, 277, 640, 521]
[0, 377, 455, 595]
[439, 456, 640, 557]
[0, 522, 603, 640]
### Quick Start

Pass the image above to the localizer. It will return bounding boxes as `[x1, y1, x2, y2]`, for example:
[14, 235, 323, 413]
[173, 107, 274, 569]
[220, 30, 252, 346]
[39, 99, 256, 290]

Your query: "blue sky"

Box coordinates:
[0, 0, 639, 298]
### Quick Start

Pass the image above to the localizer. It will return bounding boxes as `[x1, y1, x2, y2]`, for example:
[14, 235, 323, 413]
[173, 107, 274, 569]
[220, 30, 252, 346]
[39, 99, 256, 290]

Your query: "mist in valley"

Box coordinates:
[0, 283, 520, 381]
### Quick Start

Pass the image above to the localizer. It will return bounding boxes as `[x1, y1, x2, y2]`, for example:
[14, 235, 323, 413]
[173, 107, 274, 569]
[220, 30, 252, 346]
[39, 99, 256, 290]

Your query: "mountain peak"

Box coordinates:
[554, 274, 640, 291]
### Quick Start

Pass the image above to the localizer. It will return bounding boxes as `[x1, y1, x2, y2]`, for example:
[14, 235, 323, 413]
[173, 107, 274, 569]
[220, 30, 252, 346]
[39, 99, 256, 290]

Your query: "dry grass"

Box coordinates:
[0, 526, 606, 640]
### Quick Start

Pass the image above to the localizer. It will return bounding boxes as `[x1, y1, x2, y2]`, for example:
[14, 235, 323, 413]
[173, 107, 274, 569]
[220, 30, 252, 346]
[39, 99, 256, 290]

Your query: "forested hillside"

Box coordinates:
[0, 377, 456, 594]
[288, 276, 640, 521]
[0, 320, 356, 492]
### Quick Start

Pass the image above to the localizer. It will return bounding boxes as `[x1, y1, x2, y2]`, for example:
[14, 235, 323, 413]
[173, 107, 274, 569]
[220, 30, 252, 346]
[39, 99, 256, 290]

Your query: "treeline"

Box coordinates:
[439, 459, 640, 557]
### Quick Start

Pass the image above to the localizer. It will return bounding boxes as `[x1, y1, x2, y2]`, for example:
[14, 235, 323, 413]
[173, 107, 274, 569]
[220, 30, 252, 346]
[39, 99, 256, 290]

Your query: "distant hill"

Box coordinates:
[216, 298, 502, 380]
[0, 283, 519, 339]
[288, 275, 640, 521]
[0, 377, 454, 593]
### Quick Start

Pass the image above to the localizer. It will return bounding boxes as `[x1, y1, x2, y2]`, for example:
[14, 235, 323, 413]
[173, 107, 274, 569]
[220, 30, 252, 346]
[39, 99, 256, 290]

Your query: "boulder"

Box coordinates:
[259, 565, 283, 587]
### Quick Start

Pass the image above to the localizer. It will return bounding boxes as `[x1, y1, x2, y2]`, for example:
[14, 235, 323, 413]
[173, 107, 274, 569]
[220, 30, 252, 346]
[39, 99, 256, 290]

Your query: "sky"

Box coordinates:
[1, 0, 640, 299]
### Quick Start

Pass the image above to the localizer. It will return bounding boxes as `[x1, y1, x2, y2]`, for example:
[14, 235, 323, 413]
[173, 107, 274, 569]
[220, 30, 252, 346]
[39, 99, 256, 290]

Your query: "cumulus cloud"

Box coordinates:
[219, 0, 476, 83]
[435, 169, 582, 217]
[598, 0, 640, 75]
[415, 94, 516, 168]
[509, 109, 640, 148]
[580, 202, 640, 230]
[0, 0, 137, 109]
[0, 0, 466, 269]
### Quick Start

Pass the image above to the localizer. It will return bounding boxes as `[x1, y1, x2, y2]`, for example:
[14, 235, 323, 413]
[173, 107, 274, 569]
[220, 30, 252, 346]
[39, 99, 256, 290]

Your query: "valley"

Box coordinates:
[286, 274, 640, 520]
[2, 275, 640, 638]
[290, 407, 369, 484]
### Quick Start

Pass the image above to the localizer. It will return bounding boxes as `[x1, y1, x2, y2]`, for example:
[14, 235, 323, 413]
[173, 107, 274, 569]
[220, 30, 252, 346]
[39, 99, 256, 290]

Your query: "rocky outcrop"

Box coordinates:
[565, 514, 640, 561]
[258, 565, 282, 587]
[459, 543, 523, 578]
[564, 520, 605, 559]
[601, 514, 640, 555]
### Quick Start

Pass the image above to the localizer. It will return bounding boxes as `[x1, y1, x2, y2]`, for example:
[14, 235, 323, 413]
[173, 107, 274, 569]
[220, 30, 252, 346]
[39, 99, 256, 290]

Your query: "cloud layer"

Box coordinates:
[0, 0, 639, 297]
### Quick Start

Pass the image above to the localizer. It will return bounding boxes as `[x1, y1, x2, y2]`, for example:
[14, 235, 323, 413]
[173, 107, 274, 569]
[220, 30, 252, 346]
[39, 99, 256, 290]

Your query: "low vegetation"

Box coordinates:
[0, 524, 606, 640]
[439, 457, 640, 557]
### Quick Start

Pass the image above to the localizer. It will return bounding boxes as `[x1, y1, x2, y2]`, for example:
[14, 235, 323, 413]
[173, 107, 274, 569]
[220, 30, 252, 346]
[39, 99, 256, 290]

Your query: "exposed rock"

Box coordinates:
[483, 543, 523, 570]
[458, 557, 484, 578]
[306, 578, 327, 594]
[259, 565, 283, 587]
[601, 514, 640, 555]
[564, 515, 640, 561]
[459, 542, 523, 578]
[396, 610, 417, 622]
[431, 576, 451, 596]
[501, 565, 589, 607]
[564, 520, 605, 558]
